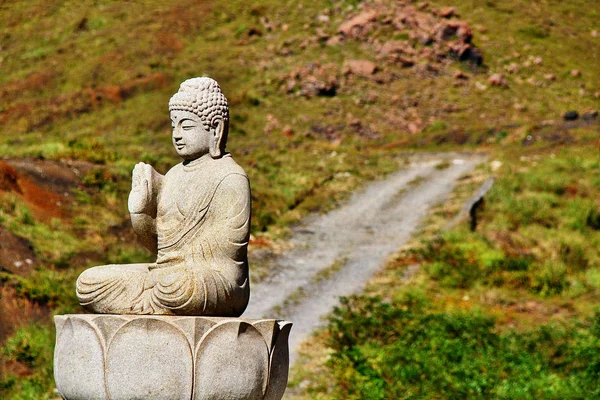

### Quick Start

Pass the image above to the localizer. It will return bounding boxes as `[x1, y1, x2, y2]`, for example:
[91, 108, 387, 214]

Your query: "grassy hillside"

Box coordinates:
[0, 0, 598, 398]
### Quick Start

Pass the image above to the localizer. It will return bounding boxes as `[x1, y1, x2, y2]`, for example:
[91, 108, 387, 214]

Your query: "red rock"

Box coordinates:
[543, 73, 556, 81]
[264, 114, 281, 134]
[448, 43, 480, 64]
[326, 36, 342, 46]
[456, 23, 473, 42]
[338, 10, 378, 35]
[413, 12, 435, 31]
[408, 122, 421, 134]
[315, 28, 329, 41]
[582, 109, 598, 120]
[282, 125, 294, 137]
[343, 59, 378, 76]
[440, 7, 457, 18]
[418, 33, 434, 45]
[571, 69, 581, 77]
[379, 40, 416, 56]
[393, 55, 415, 67]
[285, 79, 296, 93]
[488, 73, 508, 87]
[453, 71, 469, 80]
[437, 21, 472, 43]
[506, 63, 520, 74]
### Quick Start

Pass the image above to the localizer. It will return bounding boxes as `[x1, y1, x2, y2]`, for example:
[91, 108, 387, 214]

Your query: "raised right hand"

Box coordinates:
[128, 162, 151, 214]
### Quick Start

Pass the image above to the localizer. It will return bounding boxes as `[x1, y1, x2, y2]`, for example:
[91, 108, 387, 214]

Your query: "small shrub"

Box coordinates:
[3, 326, 53, 368]
[420, 239, 482, 289]
[559, 241, 589, 272]
[586, 208, 600, 230]
[529, 260, 568, 296]
[82, 168, 118, 191]
[518, 24, 550, 39]
[491, 256, 533, 272]
[20, 209, 34, 226]
[429, 120, 448, 132]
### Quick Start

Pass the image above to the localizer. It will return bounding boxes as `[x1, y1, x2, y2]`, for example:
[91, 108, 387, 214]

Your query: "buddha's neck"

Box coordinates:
[183, 153, 212, 169]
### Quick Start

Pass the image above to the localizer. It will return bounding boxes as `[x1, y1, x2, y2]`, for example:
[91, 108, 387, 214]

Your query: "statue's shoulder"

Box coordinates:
[218, 154, 248, 179]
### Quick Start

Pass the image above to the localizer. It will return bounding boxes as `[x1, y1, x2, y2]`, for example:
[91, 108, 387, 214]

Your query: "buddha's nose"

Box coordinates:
[173, 128, 182, 141]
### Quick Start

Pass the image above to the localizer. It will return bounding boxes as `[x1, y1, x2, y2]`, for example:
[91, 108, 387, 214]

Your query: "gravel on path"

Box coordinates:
[243, 153, 485, 364]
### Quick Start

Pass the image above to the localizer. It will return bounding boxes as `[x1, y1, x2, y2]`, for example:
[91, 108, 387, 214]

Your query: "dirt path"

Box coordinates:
[243, 153, 485, 364]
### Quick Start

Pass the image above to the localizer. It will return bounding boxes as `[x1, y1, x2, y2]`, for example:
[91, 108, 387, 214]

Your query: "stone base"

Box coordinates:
[54, 314, 292, 400]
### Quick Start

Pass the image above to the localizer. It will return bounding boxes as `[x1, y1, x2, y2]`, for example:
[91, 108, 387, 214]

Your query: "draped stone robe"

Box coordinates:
[76, 155, 251, 316]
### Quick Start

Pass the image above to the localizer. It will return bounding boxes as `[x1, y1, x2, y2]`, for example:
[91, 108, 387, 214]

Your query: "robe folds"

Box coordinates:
[76, 155, 251, 316]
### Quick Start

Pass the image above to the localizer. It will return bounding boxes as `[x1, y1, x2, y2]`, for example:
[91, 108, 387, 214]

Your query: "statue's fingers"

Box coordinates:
[132, 172, 141, 188]
[132, 164, 140, 181]
[137, 179, 150, 203]
[143, 164, 154, 193]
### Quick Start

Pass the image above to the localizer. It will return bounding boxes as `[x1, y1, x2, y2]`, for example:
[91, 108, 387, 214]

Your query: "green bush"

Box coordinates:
[1, 325, 55, 400]
[326, 296, 600, 399]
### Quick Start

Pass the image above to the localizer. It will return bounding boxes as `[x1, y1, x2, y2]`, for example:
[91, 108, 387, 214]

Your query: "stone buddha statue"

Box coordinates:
[76, 77, 251, 316]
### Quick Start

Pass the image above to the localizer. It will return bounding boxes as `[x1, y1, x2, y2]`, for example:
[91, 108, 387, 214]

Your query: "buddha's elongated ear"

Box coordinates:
[209, 117, 225, 158]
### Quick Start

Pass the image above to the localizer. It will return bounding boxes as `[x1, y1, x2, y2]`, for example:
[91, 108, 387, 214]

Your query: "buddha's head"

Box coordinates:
[168, 77, 229, 161]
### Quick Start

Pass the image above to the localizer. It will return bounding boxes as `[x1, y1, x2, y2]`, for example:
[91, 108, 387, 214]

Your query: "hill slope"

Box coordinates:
[0, 0, 598, 398]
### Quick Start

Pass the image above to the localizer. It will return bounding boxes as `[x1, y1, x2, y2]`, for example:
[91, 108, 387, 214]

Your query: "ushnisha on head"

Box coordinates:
[169, 77, 229, 161]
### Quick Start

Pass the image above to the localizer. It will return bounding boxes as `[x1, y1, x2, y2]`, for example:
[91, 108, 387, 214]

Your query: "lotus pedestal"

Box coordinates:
[54, 314, 291, 400]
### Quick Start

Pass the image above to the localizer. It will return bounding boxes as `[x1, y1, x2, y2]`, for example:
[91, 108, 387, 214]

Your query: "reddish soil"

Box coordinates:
[0, 227, 36, 276]
[0, 158, 95, 220]
[0, 157, 100, 378]
[0, 157, 96, 349]
[0, 71, 57, 103]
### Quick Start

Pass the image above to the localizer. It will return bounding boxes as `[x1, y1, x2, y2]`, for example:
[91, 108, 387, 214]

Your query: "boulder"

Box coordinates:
[343, 59, 378, 76]
[338, 10, 378, 35]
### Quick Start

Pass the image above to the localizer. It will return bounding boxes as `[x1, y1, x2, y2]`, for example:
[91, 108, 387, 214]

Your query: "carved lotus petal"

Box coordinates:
[54, 317, 106, 399]
[195, 321, 269, 399]
[263, 321, 292, 400]
[106, 318, 193, 400]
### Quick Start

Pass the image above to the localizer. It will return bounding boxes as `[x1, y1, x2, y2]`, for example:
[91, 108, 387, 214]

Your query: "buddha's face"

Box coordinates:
[170, 110, 211, 161]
